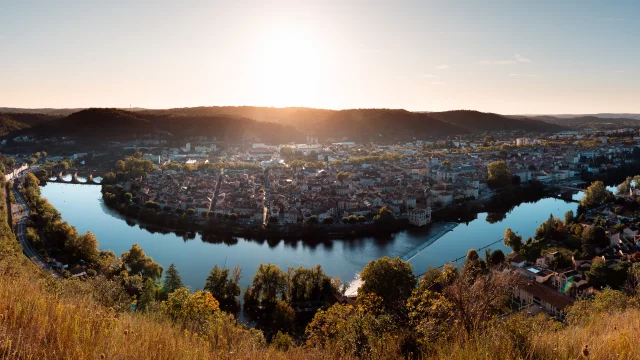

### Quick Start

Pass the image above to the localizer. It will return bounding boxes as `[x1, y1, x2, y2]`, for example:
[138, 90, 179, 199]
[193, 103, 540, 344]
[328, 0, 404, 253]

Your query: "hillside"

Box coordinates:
[0, 115, 30, 137]
[429, 110, 563, 133]
[2, 107, 569, 142]
[0, 112, 60, 137]
[21, 108, 305, 144]
[527, 115, 640, 129]
[314, 109, 467, 142]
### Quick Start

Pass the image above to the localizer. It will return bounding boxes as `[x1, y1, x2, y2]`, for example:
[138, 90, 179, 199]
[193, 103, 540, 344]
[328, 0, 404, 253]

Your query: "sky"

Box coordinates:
[1, 0, 639, 114]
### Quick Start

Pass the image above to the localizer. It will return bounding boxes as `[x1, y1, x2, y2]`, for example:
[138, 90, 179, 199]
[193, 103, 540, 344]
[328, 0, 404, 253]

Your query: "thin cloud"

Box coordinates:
[419, 74, 440, 78]
[613, 70, 625, 73]
[430, 81, 447, 85]
[479, 54, 531, 65]
[509, 73, 539, 77]
[436, 65, 449, 70]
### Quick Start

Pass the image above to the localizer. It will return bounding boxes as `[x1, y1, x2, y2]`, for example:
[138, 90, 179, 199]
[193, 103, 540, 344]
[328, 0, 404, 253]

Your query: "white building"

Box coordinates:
[408, 206, 432, 227]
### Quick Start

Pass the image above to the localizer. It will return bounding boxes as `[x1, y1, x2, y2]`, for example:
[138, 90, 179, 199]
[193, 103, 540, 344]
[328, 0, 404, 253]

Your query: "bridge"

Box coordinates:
[45, 168, 106, 185]
[547, 181, 587, 202]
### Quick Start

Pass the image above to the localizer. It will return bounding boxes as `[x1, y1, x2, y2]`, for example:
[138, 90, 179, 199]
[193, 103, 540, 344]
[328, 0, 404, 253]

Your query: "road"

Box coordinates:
[12, 187, 61, 278]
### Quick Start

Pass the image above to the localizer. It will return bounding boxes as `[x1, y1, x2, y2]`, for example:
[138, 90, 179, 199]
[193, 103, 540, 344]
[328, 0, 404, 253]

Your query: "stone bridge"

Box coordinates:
[48, 169, 102, 185]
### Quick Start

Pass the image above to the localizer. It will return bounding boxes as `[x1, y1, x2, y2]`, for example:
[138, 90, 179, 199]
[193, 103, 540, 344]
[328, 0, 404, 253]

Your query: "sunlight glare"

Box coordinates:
[250, 27, 333, 107]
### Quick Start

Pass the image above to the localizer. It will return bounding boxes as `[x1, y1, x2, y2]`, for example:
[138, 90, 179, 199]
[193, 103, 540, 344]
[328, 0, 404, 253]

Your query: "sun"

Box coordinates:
[249, 27, 332, 107]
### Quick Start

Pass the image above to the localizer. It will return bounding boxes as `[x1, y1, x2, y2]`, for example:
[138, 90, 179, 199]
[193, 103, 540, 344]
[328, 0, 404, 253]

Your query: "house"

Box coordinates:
[514, 275, 574, 319]
[507, 253, 527, 268]
[408, 206, 432, 227]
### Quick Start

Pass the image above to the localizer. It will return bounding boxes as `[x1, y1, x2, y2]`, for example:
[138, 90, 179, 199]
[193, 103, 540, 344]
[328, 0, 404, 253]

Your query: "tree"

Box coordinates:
[138, 277, 157, 311]
[162, 288, 220, 332]
[465, 249, 480, 263]
[586, 259, 609, 289]
[204, 265, 241, 311]
[580, 181, 614, 208]
[407, 269, 514, 345]
[487, 161, 512, 188]
[269, 301, 296, 333]
[122, 244, 164, 280]
[564, 210, 575, 225]
[503, 227, 523, 252]
[581, 226, 608, 256]
[115, 160, 126, 172]
[248, 263, 287, 305]
[23, 173, 40, 188]
[358, 257, 416, 318]
[163, 264, 184, 297]
[186, 208, 196, 216]
[124, 192, 133, 202]
[65, 231, 100, 263]
[373, 206, 396, 226]
[288, 265, 333, 303]
[322, 216, 334, 225]
[489, 249, 505, 266]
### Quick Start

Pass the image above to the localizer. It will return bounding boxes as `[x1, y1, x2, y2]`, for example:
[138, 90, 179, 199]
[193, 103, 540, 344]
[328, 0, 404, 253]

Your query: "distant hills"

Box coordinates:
[512, 114, 640, 129]
[18, 108, 305, 144]
[2, 106, 639, 144]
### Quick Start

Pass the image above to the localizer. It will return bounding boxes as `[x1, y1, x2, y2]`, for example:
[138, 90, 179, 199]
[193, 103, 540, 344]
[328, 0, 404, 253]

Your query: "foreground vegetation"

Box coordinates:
[5, 169, 640, 358]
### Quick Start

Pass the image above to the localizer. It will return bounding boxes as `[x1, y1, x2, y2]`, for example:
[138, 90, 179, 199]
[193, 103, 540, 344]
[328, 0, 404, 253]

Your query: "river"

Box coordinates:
[40, 182, 584, 292]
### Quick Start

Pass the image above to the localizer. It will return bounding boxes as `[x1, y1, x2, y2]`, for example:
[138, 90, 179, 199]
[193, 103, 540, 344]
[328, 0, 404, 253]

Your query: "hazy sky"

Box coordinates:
[1, 0, 639, 114]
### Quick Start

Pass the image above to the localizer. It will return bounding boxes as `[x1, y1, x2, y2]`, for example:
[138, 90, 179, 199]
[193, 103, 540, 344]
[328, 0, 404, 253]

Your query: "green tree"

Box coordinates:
[489, 249, 506, 266]
[162, 288, 220, 332]
[23, 173, 40, 188]
[503, 227, 523, 252]
[465, 249, 479, 263]
[373, 206, 396, 226]
[581, 226, 608, 256]
[204, 265, 241, 311]
[102, 172, 117, 184]
[115, 160, 126, 171]
[586, 259, 609, 289]
[64, 231, 99, 264]
[358, 257, 415, 318]
[122, 244, 164, 280]
[487, 161, 512, 188]
[580, 181, 614, 208]
[163, 263, 184, 297]
[564, 210, 575, 225]
[248, 263, 287, 305]
[269, 301, 296, 333]
[138, 277, 157, 311]
[124, 192, 133, 202]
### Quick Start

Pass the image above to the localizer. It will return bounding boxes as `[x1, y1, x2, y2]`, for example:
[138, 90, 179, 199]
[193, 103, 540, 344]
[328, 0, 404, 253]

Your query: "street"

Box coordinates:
[12, 187, 61, 278]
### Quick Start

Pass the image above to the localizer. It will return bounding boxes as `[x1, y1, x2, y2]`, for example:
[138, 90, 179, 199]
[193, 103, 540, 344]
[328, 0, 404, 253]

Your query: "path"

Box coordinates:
[12, 188, 61, 278]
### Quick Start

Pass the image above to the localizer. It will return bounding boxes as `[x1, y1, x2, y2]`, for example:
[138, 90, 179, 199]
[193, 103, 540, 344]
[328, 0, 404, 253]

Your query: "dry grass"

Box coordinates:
[0, 269, 336, 360]
[430, 308, 640, 360]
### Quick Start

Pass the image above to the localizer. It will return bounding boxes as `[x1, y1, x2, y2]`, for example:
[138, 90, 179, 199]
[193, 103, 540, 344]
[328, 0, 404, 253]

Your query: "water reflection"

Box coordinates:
[41, 182, 584, 294]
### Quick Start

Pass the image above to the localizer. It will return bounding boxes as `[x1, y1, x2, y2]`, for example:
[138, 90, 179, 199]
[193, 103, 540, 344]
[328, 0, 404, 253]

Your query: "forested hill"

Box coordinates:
[21, 108, 305, 144]
[5, 107, 565, 143]
[522, 115, 640, 129]
[314, 109, 467, 142]
[428, 110, 564, 133]
[0, 112, 61, 137]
